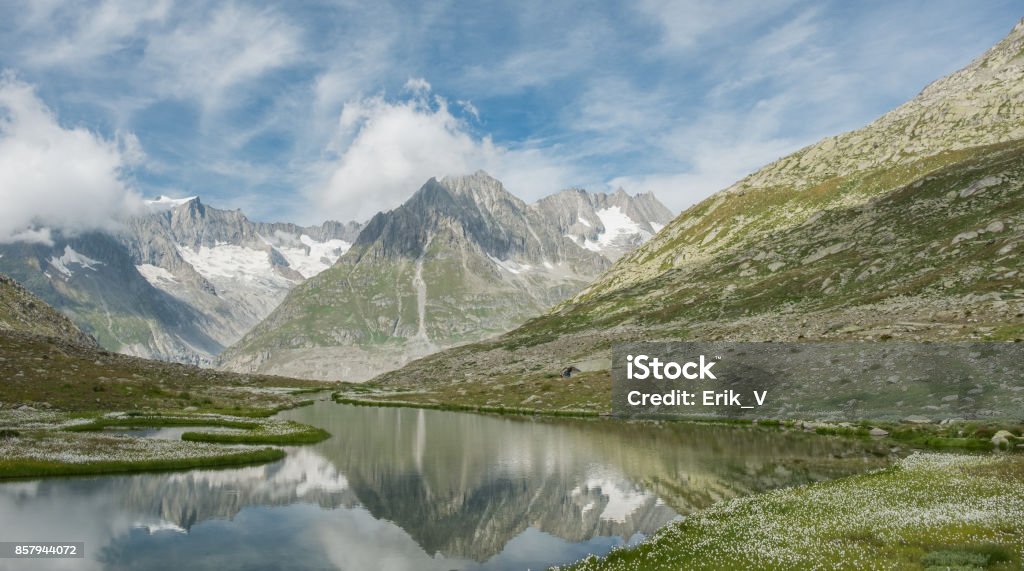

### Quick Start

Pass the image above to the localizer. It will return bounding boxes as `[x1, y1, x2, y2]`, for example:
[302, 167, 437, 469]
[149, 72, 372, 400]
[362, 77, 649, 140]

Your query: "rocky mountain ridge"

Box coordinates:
[220, 172, 672, 381]
[0, 197, 361, 364]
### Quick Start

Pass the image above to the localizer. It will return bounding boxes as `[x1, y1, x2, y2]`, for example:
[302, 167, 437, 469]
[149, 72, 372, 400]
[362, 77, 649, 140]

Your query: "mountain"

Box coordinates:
[535, 188, 673, 261]
[371, 19, 1024, 402]
[0, 197, 361, 364]
[220, 172, 672, 381]
[124, 196, 362, 358]
[0, 273, 95, 346]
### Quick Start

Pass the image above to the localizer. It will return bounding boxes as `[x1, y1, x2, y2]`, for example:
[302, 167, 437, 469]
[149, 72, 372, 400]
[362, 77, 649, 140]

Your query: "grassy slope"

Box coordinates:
[368, 141, 1024, 421]
[555, 453, 1024, 571]
[0, 274, 96, 345]
[0, 329, 325, 413]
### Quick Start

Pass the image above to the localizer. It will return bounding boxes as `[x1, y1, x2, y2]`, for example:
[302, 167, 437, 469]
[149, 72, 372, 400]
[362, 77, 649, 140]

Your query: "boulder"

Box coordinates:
[869, 427, 889, 437]
[991, 430, 1016, 449]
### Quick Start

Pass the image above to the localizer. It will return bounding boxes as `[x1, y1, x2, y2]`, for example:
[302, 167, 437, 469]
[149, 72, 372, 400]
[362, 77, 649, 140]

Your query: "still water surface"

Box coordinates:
[0, 402, 891, 570]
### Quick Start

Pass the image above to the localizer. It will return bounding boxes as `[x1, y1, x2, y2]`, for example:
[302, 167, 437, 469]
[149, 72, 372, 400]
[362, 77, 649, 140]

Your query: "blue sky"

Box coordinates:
[0, 1, 1020, 231]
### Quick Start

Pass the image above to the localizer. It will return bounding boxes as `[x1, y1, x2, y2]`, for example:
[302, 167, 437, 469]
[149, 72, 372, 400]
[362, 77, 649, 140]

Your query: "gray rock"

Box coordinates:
[991, 430, 1017, 449]
[902, 416, 932, 425]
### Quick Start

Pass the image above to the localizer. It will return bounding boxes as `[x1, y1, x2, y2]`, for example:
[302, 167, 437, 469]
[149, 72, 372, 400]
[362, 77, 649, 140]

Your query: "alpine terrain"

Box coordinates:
[369, 19, 1024, 414]
[0, 196, 361, 364]
[220, 171, 673, 381]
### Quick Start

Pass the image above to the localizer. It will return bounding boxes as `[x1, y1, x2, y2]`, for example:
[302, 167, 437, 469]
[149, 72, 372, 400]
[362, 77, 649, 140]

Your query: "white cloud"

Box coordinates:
[24, 0, 171, 67]
[143, 3, 301, 110]
[636, 0, 799, 51]
[0, 76, 142, 243]
[403, 77, 431, 93]
[312, 85, 580, 222]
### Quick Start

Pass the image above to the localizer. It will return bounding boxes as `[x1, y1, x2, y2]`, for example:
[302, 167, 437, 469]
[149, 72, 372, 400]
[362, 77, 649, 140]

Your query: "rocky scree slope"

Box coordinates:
[372, 20, 1024, 408]
[0, 273, 96, 346]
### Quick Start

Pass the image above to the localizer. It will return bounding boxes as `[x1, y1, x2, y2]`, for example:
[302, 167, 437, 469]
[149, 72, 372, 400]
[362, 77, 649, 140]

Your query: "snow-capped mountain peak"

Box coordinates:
[145, 195, 199, 210]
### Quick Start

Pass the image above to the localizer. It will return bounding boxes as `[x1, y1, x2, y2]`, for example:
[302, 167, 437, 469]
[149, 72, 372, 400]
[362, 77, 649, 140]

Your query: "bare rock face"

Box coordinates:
[220, 172, 672, 381]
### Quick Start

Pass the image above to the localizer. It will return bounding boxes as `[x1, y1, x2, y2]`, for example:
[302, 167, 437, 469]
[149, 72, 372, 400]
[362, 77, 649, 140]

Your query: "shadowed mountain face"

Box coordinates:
[0, 231, 223, 362]
[0, 198, 361, 365]
[220, 172, 671, 381]
[374, 20, 1024, 396]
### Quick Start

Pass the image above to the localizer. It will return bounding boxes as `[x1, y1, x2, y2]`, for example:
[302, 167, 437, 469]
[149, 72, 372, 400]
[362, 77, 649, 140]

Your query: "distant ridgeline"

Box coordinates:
[0, 196, 362, 365]
[219, 172, 674, 381]
[0, 175, 672, 379]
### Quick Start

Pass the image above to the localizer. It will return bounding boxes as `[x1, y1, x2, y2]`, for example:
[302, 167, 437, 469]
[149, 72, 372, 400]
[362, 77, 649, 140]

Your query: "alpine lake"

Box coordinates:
[0, 400, 894, 570]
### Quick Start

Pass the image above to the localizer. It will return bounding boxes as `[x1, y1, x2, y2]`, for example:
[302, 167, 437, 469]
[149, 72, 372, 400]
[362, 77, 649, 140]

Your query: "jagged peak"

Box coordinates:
[439, 169, 502, 188]
[436, 170, 508, 199]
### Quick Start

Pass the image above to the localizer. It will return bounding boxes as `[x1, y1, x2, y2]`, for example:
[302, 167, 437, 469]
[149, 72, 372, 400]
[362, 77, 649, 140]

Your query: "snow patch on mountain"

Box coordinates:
[48, 245, 103, 278]
[177, 243, 293, 289]
[487, 254, 534, 275]
[145, 195, 198, 210]
[590, 206, 650, 249]
[274, 235, 351, 278]
[565, 207, 658, 257]
[136, 264, 178, 288]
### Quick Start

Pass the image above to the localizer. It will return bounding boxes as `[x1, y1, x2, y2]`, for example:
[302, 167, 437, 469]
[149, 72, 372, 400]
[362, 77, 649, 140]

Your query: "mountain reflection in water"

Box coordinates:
[0, 402, 891, 570]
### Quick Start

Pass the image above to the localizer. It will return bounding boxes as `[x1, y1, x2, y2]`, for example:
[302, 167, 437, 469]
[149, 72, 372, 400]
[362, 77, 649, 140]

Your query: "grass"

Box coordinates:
[181, 424, 330, 445]
[64, 415, 259, 432]
[337, 370, 613, 415]
[64, 413, 331, 445]
[332, 395, 601, 418]
[0, 447, 285, 480]
[554, 453, 1024, 570]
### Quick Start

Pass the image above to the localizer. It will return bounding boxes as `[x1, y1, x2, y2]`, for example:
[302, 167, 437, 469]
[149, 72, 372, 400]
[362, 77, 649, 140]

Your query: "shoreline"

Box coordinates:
[0, 400, 329, 480]
[331, 393, 1021, 452]
[553, 452, 1024, 570]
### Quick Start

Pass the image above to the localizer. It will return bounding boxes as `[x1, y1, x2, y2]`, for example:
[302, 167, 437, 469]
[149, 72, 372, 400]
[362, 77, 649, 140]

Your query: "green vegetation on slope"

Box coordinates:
[0, 329, 326, 413]
[0, 274, 96, 345]
[373, 140, 1024, 423]
[554, 453, 1024, 571]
